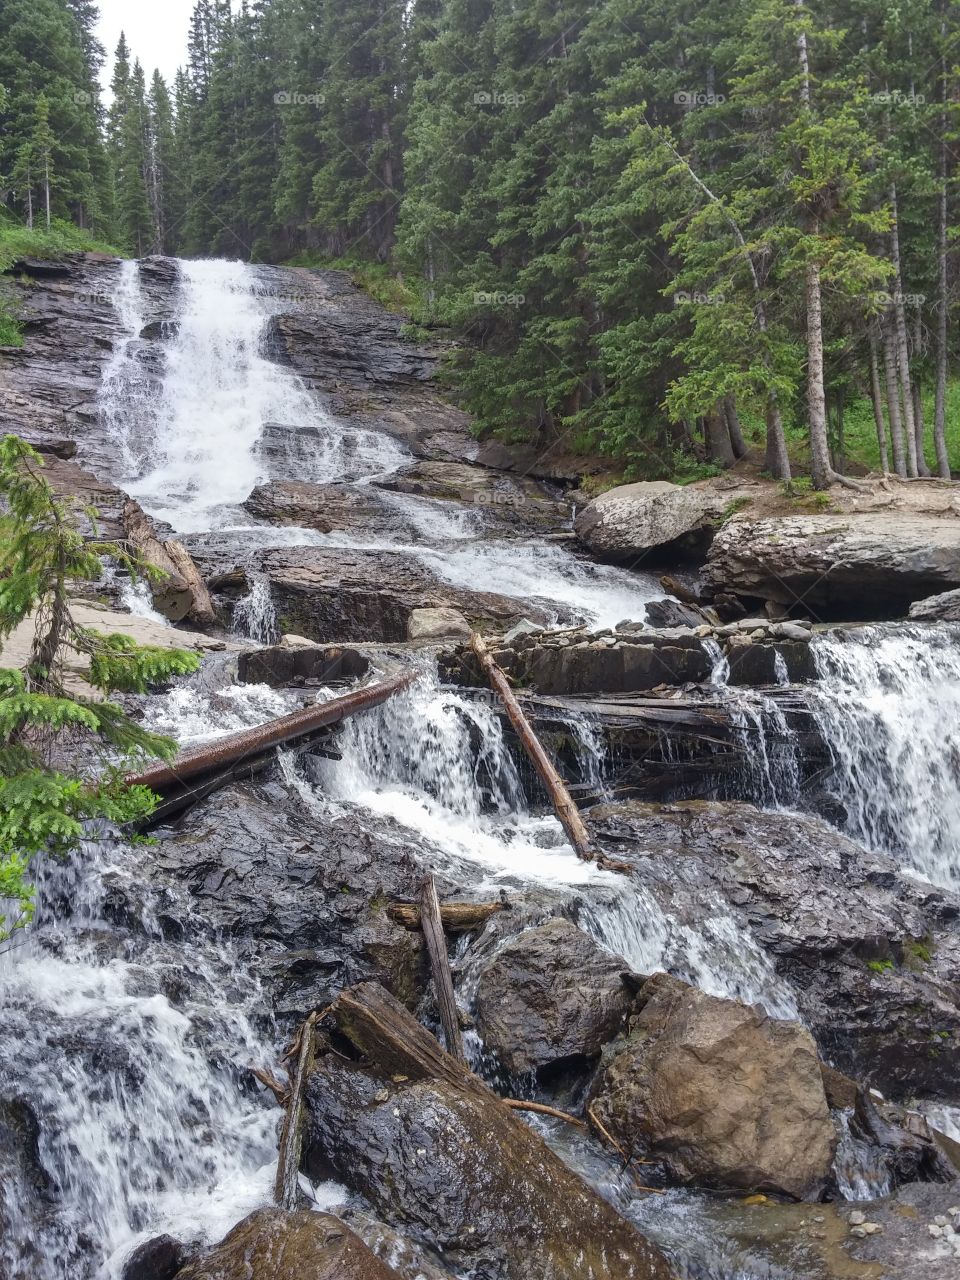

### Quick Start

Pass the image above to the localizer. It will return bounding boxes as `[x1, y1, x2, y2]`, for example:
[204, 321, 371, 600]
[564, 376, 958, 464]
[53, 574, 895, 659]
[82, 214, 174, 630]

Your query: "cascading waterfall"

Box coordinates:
[231, 575, 279, 645]
[96, 259, 150, 475]
[807, 624, 960, 889]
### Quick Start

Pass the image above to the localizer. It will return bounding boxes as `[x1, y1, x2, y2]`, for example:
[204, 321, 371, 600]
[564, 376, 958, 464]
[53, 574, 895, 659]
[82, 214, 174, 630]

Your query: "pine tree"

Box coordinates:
[115, 60, 154, 255]
[147, 71, 177, 254]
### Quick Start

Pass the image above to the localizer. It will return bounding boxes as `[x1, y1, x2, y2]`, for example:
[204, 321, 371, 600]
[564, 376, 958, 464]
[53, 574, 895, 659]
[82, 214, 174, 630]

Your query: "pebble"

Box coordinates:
[849, 1212, 866, 1226]
[935, 1216, 950, 1227]
[930, 1224, 944, 1237]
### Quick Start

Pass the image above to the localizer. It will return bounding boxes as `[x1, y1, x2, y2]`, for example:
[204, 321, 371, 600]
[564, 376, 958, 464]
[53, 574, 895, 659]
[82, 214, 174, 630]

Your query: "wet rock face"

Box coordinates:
[242, 481, 404, 535]
[175, 1209, 402, 1280]
[706, 514, 960, 619]
[303, 1051, 674, 1280]
[909, 587, 960, 621]
[575, 481, 726, 561]
[587, 801, 960, 1099]
[590, 972, 836, 1199]
[203, 546, 557, 643]
[474, 918, 634, 1078]
[148, 782, 428, 1018]
[120, 1233, 191, 1280]
[374, 460, 569, 528]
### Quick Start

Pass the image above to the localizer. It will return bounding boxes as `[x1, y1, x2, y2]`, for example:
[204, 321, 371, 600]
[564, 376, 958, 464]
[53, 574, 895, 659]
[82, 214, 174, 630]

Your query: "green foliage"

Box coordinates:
[0, 435, 200, 942]
[867, 958, 894, 974]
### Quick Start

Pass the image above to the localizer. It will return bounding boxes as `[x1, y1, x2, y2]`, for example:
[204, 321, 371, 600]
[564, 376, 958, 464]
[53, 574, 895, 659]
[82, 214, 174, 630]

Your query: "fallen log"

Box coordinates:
[275, 1012, 317, 1211]
[120, 499, 192, 622]
[165, 538, 216, 626]
[388, 900, 505, 932]
[469, 633, 630, 874]
[305, 983, 675, 1280]
[127, 669, 417, 798]
[419, 875, 466, 1063]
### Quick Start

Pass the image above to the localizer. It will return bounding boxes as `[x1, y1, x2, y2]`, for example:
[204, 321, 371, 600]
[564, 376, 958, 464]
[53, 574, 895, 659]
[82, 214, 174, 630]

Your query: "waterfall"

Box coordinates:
[231, 575, 279, 645]
[97, 259, 149, 475]
[808, 624, 960, 889]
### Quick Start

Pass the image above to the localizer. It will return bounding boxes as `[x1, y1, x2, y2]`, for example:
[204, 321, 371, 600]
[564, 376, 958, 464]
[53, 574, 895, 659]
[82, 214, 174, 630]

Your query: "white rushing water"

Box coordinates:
[808, 624, 960, 889]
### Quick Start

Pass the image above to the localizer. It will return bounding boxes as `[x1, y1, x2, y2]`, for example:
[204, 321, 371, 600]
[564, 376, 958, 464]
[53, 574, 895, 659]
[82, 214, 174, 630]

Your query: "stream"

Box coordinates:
[2, 257, 959, 1280]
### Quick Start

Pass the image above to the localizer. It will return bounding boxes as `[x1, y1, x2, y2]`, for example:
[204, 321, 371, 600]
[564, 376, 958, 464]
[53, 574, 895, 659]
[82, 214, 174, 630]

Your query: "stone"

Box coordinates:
[643, 597, 715, 629]
[473, 918, 634, 1077]
[590, 973, 837, 1199]
[575, 480, 726, 561]
[503, 618, 543, 644]
[909, 588, 960, 622]
[120, 1234, 190, 1280]
[849, 1211, 866, 1226]
[706, 514, 960, 620]
[373, 460, 568, 528]
[175, 1209, 401, 1280]
[407, 607, 472, 642]
[242, 481, 401, 535]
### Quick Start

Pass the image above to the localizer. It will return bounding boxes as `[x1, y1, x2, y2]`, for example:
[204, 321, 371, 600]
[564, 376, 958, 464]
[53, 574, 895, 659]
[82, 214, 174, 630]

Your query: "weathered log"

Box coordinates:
[120, 499, 192, 622]
[275, 1012, 317, 1210]
[470, 633, 630, 874]
[305, 983, 675, 1280]
[127, 669, 417, 797]
[387, 900, 505, 932]
[164, 538, 216, 627]
[419, 876, 466, 1063]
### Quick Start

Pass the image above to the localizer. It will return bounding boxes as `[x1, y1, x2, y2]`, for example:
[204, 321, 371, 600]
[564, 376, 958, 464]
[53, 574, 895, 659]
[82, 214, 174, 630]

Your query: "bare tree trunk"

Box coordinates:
[764, 393, 791, 480]
[912, 308, 930, 476]
[419, 875, 466, 1063]
[889, 184, 919, 476]
[881, 314, 908, 476]
[43, 156, 51, 231]
[723, 395, 749, 458]
[805, 258, 833, 490]
[868, 330, 890, 473]
[705, 407, 736, 467]
[934, 26, 952, 478]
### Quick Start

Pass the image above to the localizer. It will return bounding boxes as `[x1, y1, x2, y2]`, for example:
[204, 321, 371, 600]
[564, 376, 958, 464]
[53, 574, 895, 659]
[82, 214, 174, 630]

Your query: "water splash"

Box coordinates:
[232, 576, 279, 645]
[808, 624, 960, 889]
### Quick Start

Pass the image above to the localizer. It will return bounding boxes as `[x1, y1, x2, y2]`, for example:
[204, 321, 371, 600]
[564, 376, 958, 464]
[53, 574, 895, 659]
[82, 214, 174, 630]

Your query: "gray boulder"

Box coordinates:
[590, 972, 836, 1199]
[575, 481, 725, 560]
[407, 606, 472, 642]
[909, 588, 960, 621]
[474, 918, 633, 1077]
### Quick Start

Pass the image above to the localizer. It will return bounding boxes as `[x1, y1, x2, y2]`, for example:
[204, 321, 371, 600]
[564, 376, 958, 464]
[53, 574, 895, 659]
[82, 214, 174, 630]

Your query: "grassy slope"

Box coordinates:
[0, 217, 124, 346]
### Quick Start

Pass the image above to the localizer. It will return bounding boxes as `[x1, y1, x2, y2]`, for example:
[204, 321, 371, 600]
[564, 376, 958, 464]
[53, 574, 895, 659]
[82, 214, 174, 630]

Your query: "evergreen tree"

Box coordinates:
[147, 71, 177, 254]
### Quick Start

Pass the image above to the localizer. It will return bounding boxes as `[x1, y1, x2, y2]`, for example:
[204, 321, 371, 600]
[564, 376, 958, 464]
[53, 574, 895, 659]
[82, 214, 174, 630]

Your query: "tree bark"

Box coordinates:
[120, 499, 193, 621]
[723, 395, 749, 458]
[805, 257, 833, 490]
[882, 312, 908, 476]
[889, 183, 919, 476]
[704, 408, 736, 467]
[868, 330, 890, 473]
[419, 875, 466, 1063]
[934, 32, 952, 478]
[164, 538, 216, 627]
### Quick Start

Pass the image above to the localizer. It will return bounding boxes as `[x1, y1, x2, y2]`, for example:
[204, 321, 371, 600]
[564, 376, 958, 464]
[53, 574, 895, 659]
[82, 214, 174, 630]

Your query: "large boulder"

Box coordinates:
[175, 1209, 401, 1280]
[374, 461, 569, 528]
[706, 515, 960, 619]
[575, 481, 726, 561]
[242, 481, 402, 535]
[590, 973, 836, 1199]
[474, 918, 633, 1077]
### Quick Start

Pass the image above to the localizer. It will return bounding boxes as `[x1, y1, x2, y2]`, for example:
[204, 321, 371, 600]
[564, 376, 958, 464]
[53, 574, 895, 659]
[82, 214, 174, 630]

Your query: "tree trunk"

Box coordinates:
[934, 40, 952, 478]
[723, 395, 749, 458]
[164, 538, 215, 626]
[764, 393, 791, 481]
[804, 257, 832, 490]
[882, 312, 907, 476]
[704, 407, 736, 467]
[388, 901, 505, 932]
[274, 1011, 317, 1210]
[43, 157, 51, 231]
[889, 183, 919, 477]
[868, 331, 890, 473]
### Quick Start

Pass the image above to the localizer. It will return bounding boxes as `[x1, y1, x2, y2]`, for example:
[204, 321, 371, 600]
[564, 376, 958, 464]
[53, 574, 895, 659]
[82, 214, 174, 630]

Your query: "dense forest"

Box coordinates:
[1, 0, 958, 486]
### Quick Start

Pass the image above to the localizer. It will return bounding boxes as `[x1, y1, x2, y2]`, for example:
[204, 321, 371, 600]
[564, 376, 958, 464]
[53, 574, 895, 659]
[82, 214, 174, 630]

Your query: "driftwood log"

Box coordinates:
[120, 498, 215, 626]
[470, 633, 631, 874]
[275, 1011, 317, 1210]
[127, 670, 417, 811]
[304, 983, 675, 1280]
[387, 900, 505, 932]
[418, 875, 466, 1063]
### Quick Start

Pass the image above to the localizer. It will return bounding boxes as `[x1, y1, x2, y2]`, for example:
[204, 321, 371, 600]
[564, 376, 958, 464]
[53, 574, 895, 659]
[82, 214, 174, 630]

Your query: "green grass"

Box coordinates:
[0, 217, 125, 347]
[282, 250, 425, 316]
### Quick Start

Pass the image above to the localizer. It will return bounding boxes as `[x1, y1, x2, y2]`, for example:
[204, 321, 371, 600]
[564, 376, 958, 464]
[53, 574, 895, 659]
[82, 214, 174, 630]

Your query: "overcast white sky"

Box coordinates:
[94, 0, 199, 94]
